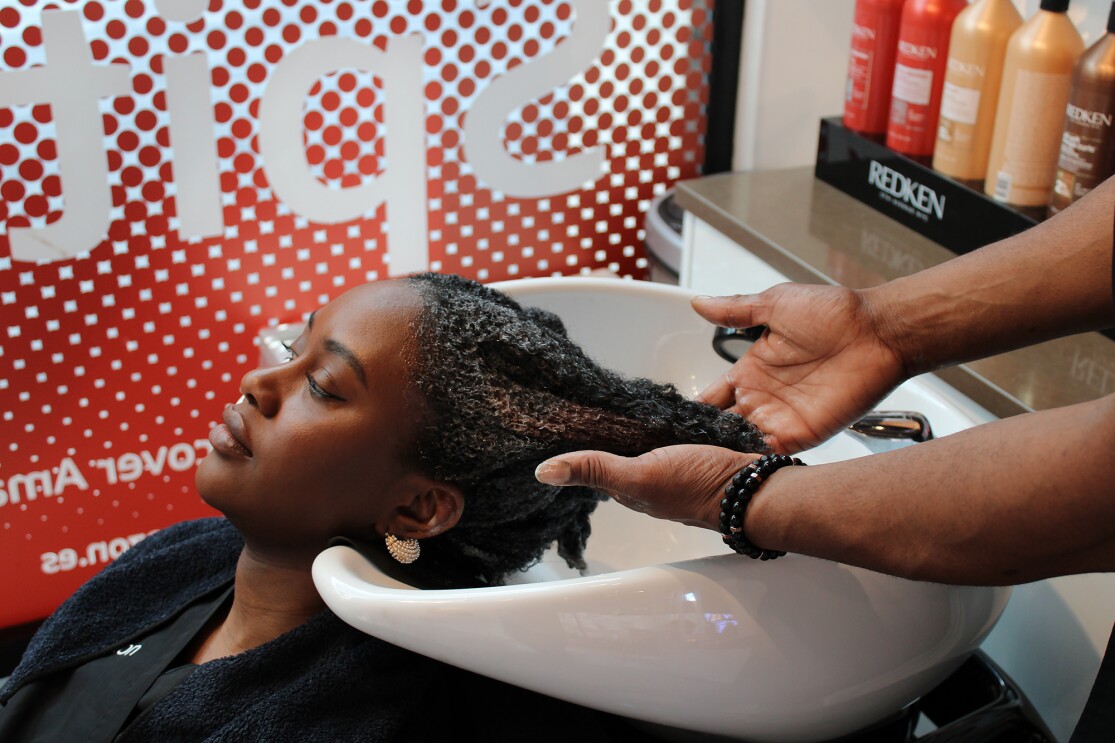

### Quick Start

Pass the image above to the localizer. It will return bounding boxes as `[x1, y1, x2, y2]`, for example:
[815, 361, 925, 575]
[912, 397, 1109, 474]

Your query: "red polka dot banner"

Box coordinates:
[0, 0, 714, 628]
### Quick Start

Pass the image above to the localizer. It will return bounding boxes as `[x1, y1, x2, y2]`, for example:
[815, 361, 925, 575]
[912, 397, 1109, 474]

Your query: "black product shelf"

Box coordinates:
[815, 116, 1038, 256]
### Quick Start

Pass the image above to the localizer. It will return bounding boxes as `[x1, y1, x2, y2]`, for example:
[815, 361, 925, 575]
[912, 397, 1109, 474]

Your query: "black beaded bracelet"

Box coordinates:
[719, 453, 806, 560]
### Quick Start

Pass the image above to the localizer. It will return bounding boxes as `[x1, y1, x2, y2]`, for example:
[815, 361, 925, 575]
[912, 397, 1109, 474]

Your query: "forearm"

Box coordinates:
[864, 178, 1115, 377]
[746, 392, 1115, 585]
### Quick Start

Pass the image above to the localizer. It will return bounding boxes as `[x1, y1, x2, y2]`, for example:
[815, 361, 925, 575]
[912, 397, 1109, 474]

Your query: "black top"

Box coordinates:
[1071, 623, 1115, 742]
[0, 583, 231, 742]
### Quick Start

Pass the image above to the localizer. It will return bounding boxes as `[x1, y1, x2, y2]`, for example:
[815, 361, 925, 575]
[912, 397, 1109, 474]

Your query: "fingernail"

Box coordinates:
[535, 459, 572, 485]
[691, 295, 713, 303]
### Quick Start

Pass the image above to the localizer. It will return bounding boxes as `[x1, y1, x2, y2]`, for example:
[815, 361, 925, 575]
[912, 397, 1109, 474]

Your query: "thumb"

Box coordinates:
[535, 450, 638, 492]
[691, 294, 766, 329]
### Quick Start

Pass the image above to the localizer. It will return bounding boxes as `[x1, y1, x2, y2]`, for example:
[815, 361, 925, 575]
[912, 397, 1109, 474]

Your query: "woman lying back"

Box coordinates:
[0, 273, 767, 742]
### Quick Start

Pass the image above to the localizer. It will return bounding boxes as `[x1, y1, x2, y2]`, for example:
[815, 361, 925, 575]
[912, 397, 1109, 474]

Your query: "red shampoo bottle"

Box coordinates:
[844, 0, 907, 137]
[886, 0, 969, 160]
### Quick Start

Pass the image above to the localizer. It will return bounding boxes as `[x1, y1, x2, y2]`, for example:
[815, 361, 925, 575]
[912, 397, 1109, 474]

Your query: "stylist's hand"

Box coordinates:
[695, 284, 906, 454]
[536, 445, 760, 529]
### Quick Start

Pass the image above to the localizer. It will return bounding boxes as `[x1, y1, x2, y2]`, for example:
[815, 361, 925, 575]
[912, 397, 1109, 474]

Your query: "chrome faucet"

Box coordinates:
[847, 411, 933, 452]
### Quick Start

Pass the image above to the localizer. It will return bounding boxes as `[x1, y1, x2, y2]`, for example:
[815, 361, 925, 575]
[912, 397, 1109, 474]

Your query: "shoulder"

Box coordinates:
[75, 516, 241, 613]
[114, 517, 240, 567]
[2, 518, 241, 700]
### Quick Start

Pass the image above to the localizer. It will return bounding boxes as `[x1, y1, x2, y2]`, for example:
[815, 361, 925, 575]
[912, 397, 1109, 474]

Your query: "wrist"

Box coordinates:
[744, 462, 804, 551]
[719, 454, 806, 560]
[858, 282, 930, 378]
[697, 452, 764, 531]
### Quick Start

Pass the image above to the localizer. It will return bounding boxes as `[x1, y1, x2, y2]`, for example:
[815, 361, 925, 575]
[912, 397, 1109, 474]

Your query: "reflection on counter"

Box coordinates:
[855, 227, 928, 277]
[1070, 347, 1115, 397]
[808, 182, 929, 287]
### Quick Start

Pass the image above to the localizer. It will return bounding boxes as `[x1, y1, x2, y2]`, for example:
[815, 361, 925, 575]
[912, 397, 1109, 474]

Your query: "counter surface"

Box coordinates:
[676, 168, 1115, 417]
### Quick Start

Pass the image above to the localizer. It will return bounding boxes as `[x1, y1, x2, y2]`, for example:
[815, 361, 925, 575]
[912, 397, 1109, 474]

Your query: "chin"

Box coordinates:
[195, 453, 233, 515]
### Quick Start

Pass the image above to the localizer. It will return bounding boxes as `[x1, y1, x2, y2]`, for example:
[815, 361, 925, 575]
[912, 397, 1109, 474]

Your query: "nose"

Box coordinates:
[239, 364, 285, 417]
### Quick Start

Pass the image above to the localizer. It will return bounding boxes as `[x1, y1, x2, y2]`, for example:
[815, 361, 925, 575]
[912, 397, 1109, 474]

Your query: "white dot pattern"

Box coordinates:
[0, 0, 714, 626]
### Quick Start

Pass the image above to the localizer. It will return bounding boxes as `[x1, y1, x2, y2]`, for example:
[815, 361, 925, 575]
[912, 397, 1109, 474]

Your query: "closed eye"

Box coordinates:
[282, 341, 346, 402]
[306, 372, 346, 402]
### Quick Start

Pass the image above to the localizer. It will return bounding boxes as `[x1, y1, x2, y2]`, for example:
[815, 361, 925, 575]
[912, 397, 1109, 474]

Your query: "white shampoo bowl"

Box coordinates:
[313, 278, 1010, 742]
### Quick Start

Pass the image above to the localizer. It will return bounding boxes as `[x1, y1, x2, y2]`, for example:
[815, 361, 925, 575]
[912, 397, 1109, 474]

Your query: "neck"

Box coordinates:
[208, 545, 326, 659]
[232, 544, 327, 640]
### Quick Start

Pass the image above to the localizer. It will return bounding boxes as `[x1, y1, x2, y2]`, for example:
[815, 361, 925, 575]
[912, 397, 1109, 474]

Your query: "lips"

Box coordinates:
[209, 405, 253, 459]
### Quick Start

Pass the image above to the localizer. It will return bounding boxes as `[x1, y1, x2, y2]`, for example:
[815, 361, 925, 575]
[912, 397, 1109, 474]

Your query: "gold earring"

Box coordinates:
[385, 533, 420, 564]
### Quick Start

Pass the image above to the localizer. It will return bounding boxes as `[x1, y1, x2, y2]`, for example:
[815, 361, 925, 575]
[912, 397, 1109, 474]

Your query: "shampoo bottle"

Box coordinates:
[844, 0, 907, 137]
[885, 0, 970, 161]
[1050, 2, 1115, 214]
[984, 0, 1084, 207]
[932, 0, 1023, 183]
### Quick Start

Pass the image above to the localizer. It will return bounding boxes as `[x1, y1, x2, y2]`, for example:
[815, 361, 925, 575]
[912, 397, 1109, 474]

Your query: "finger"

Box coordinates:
[723, 384, 763, 418]
[535, 450, 645, 494]
[691, 294, 769, 329]
[739, 403, 814, 455]
[763, 433, 791, 455]
[696, 372, 738, 409]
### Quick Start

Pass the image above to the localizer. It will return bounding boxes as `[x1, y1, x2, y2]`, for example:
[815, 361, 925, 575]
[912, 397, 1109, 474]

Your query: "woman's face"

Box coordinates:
[196, 280, 432, 557]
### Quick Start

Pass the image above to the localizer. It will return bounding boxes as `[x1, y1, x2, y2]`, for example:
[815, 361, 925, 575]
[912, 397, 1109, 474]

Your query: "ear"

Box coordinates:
[380, 476, 465, 540]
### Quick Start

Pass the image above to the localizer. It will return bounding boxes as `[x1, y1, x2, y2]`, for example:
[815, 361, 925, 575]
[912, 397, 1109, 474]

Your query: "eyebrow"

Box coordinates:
[324, 338, 367, 388]
[306, 311, 367, 388]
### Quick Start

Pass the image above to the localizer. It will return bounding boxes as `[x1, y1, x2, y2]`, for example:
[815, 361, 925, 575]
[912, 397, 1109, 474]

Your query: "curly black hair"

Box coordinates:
[402, 273, 769, 586]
